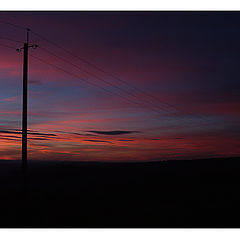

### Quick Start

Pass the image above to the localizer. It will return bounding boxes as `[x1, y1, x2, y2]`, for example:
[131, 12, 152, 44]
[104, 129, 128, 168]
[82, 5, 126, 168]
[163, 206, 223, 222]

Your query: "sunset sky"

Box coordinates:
[0, 12, 240, 161]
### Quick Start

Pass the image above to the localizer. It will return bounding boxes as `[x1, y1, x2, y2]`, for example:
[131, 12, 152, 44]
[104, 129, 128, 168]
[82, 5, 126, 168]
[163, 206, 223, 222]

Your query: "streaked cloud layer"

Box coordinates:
[0, 12, 240, 161]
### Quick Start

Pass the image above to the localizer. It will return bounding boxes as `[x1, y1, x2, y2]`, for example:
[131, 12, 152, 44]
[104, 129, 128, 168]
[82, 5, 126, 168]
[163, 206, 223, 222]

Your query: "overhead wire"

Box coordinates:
[0, 19, 28, 30]
[0, 19, 207, 121]
[29, 54, 217, 130]
[0, 42, 16, 50]
[0, 19, 212, 127]
[38, 46, 183, 117]
[0, 40, 174, 120]
[0, 36, 23, 44]
[29, 53, 180, 121]
[30, 29, 207, 121]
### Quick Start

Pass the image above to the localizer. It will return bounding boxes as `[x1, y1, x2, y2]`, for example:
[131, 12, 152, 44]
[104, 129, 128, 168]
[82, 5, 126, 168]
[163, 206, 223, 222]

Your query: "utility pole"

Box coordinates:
[17, 29, 38, 179]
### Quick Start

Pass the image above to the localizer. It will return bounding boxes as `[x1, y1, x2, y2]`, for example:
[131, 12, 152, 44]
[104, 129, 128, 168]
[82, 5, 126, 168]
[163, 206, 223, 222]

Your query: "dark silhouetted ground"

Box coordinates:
[0, 157, 240, 227]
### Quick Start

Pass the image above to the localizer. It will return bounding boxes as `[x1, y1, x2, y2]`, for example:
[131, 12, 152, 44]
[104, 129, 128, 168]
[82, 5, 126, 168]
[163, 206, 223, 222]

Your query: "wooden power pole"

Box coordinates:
[17, 29, 38, 178]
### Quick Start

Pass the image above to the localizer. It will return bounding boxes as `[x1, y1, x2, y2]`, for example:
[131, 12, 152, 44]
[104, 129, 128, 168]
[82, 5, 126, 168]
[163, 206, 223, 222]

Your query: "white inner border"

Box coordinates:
[0, 4, 240, 240]
[1, 0, 240, 10]
[1, 229, 240, 240]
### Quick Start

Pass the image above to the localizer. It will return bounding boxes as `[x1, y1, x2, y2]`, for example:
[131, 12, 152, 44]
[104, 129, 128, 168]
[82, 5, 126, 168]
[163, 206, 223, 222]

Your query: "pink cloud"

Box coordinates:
[2, 96, 18, 102]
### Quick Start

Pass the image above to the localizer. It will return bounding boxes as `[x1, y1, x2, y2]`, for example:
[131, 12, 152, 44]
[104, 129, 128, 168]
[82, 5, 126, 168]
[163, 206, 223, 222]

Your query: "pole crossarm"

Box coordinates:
[16, 44, 38, 52]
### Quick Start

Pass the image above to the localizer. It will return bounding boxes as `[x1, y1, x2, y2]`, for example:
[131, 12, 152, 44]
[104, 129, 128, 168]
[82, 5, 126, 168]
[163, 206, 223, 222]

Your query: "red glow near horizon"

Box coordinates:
[0, 12, 240, 162]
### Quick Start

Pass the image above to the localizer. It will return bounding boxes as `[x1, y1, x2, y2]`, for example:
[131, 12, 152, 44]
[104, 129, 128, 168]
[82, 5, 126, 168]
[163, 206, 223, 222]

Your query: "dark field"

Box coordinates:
[0, 157, 240, 227]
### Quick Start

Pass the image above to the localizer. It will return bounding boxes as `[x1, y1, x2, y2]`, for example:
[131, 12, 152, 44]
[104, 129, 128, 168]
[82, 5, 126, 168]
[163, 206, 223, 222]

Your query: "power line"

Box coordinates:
[37, 46, 209, 126]
[0, 20, 208, 121]
[0, 46, 212, 132]
[0, 42, 16, 50]
[0, 41, 205, 128]
[29, 54, 144, 106]
[0, 36, 23, 44]
[0, 19, 28, 30]
[0, 40, 173, 119]
[29, 54, 183, 121]
[30, 29, 207, 121]
[0, 20, 211, 125]
[38, 46, 183, 117]
[29, 54, 215, 130]
[0, 36, 208, 126]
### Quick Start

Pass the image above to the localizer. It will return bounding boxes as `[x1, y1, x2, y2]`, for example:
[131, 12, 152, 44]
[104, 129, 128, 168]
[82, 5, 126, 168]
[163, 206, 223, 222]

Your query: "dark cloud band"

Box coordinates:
[87, 130, 139, 136]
